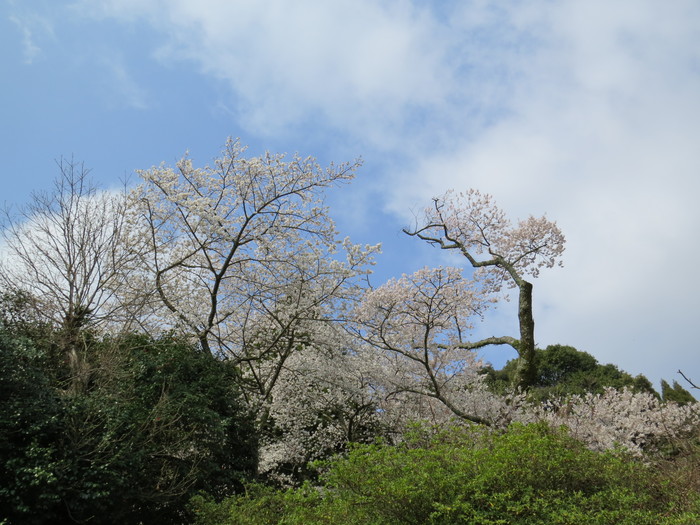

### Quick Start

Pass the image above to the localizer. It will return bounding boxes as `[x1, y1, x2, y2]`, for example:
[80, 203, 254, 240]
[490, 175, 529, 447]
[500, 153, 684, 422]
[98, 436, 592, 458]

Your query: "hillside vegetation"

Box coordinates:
[1, 144, 698, 523]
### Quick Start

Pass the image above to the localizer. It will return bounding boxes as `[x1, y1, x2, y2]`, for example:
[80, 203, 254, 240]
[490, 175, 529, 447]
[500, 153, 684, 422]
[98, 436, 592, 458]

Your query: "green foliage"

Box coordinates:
[0, 330, 257, 525]
[192, 423, 700, 525]
[0, 290, 60, 369]
[483, 344, 658, 401]
[54, 334, 258, 524]
[190, 484, 325, 525]
[661, 379, 697, 405]
[0, 290, 45, 335]
[0, 332, 65, 524]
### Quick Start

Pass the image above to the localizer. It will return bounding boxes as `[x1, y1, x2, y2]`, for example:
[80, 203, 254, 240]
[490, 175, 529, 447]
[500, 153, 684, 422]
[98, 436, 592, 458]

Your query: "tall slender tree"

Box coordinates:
[404, 189, 565, 389]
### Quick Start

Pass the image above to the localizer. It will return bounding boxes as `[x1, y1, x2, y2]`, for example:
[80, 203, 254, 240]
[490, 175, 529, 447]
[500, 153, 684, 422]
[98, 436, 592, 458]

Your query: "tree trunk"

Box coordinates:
[515, 280, 536, 390]
[63, 307, 91, 394]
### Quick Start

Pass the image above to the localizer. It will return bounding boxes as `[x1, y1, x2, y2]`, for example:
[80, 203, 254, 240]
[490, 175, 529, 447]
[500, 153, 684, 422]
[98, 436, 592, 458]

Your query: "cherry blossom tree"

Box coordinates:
[527, 387, 700, 455]
[128, 139, 379, 414]
[257, 326, 383, 484]
[353, 266, 524, 425]
[404, 190, 565, 389]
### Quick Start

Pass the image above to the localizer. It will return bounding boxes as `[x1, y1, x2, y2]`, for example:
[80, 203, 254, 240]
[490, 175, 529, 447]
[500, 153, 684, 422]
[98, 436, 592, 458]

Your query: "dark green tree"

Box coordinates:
[483, 344, 658, 401]
[0, 329, 257, 525]
[0, 331, 66, 524]
[661, 379, 696, 405]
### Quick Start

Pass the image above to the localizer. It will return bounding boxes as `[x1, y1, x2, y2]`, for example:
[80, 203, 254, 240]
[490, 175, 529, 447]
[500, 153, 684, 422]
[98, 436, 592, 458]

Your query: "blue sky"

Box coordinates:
[2, 0, 700, 391]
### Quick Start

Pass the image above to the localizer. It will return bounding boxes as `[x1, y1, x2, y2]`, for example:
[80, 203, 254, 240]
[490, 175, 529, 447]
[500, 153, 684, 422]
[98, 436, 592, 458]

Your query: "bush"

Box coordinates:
[0, 332, 65, 524]
[0, 332, 258, 525]
[193, 423, 700, 525]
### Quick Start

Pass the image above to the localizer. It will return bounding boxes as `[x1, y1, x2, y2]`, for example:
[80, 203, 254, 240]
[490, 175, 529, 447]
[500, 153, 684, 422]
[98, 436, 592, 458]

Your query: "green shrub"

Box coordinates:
[1, 332, 257, 525]
[0, 332, 65, 524]
[194, 423, 700, 525]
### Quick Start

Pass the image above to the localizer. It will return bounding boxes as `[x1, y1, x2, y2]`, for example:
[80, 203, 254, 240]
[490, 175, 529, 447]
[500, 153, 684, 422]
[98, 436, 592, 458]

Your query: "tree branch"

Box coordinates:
[678, 369, 700, 390]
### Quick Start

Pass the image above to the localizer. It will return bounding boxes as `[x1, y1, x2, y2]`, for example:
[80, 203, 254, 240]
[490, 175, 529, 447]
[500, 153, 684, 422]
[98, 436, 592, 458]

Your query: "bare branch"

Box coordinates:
[678, 369, 700, 390]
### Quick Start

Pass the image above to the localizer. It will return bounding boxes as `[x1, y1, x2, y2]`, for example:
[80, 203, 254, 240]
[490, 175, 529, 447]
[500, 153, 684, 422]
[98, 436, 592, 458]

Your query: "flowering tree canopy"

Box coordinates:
[354, 266, 499, 424]
[128, 139, 380, 412]
[530, 388, 700, 455]
[404, 189, 565, 389]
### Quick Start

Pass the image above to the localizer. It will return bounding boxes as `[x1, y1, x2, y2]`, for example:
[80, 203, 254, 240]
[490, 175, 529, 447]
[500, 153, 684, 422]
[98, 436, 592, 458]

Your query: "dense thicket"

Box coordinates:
[0, 327, 257, 525]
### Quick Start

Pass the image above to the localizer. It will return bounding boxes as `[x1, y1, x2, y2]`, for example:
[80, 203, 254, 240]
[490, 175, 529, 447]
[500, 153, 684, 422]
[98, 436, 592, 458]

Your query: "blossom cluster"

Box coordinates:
[527, 387, 700, 455]
[409, 189, 565, 290]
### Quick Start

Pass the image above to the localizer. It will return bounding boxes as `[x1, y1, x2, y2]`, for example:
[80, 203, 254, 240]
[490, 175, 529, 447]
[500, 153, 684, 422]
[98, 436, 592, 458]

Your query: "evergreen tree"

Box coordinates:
[483, 344, 658, 401]
[661, 379, 696, 405]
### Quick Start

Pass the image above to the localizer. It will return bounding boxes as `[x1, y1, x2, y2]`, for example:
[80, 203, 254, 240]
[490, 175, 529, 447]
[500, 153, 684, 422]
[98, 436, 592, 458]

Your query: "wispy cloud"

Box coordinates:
[385, 1, 700, 381]
[65, 0, 700, 384]
[99, 54, 149, 110]
[74, 0, 458, 145]
[8, 10, 54, 64]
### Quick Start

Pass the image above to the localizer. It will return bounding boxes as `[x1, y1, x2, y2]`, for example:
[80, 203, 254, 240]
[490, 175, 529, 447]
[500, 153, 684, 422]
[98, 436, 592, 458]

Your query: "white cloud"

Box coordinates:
[384, 0, 700, 385]
[70, 0, 700, 386]
[8, 10, 54, 64]
[75, 0, 456, 145]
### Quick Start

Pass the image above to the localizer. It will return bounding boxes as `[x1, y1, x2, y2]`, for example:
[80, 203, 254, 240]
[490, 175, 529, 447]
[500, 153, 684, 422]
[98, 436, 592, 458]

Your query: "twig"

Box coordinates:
[678, 369, 699, 390]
